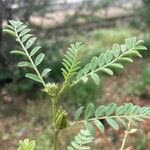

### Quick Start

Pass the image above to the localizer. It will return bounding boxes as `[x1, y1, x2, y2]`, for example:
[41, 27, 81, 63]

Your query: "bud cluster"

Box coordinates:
[44, 83, 59, 98]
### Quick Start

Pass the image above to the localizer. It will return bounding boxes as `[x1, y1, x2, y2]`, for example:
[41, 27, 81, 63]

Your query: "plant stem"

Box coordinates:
[75, 114, 145, 125]
[52, 98, 57, 150]
[120, 121, 131, 150]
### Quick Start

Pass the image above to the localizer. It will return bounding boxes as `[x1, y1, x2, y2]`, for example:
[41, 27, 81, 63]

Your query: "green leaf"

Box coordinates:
[74, 136, 82, 145]
[25, 37, 37, 49]
[6, 24, 14, 30]
[109, 63, 123, 69]
[25, 73, 42, 83]
[19, 28, 31, 37]
[3, 29, 16, 37]
[74, 106, 84, 121]
[61, 68, 67, 78]
[90, 57, 98, 70]
[76, 69, 84, 80]
[133, 51, 142, 58]
[64, 53, 73, 62]
[84, 121, 95, 136]
[68, 129, 94, 150]
[35, 53, 45, 66]
[17, 138, 36, 150]
[101, 68, 113, 75]
[125, 38, 132, 49]
[135, 40, 144, 45]
[112, 43, 120, 57]
[116, 106, 124, 115]
[130, 37, 137, 46]
[135, 45, 147, 50]
[9, 20, 17, 27]
[16, 21, 23, 28]
[121, 44, 127, 52]
[106, 103, 117, 116]
[18, 61, 33, 68]
[62, 62, 69, 71]
[105, 50, 113, 63]
[71, 141, 80, 149]
[94, 119, 105, 133]
[22, 34, 33, 43]
[98, 53, 105, 67]
[41, 68, 51, 77]
[17, 25, 27, 32]
[90, 72, 100, 85]
[117, 57, 133, 63]
[62, 42, 84, 80]
[30, 46, 41, 57]
[63, 58, 72, 67]
[124, 103, 133, 115]
[131, 105, 140, 114]
[83, 64, 91, 74]
[95, 105, 106, 118]
[10, 50, 27, 56]
[84, 103, 94, 120]
[124, 51, 142, 58]
[106, 118, 119, 130]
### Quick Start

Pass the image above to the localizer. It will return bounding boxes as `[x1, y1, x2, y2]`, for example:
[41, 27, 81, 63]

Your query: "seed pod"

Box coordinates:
[55, 108, 67, 130]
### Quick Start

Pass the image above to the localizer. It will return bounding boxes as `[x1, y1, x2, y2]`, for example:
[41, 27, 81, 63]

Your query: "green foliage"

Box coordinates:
[74, 37, 147, 85]
[67, 129, 94, 150]
[17, 139, 36, 150]
[74, 106, 84, 121]
[84, 103, 95, 120]
[69, 103, 150, 149]
[3, 20, 50, 86]
[61, 42, 84, 87]
[0, 26, 138, 97]
[4, 20, 150, 150]
[74, 103, 150, 131]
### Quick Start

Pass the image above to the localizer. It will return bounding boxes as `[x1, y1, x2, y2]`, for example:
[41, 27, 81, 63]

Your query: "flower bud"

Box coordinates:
[44, 83, 59, 98]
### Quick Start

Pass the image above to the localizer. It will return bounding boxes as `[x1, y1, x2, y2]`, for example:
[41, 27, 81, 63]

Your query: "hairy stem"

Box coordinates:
[120, 121, 131, 150]
[52, 98, 58, 150]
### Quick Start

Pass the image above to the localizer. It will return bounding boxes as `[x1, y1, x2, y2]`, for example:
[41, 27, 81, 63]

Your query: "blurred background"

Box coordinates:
[0, 0, 150, 149]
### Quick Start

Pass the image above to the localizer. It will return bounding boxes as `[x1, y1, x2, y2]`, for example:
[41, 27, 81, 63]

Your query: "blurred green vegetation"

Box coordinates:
[126, 63, 150, 97]
[134, 132, 149, 150]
